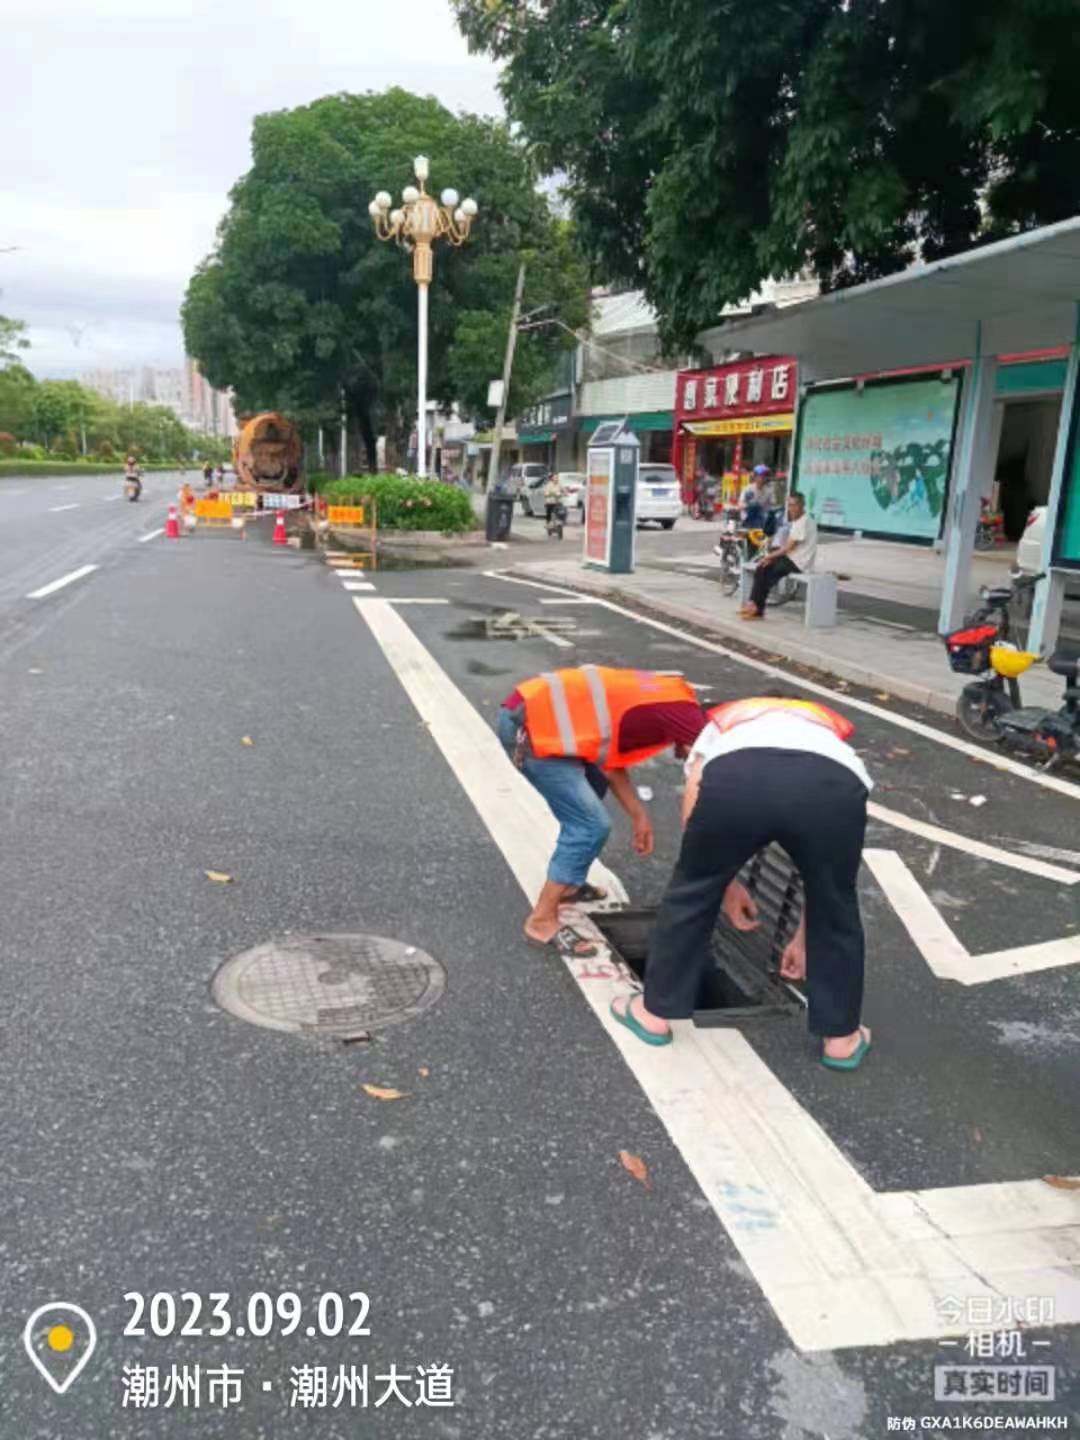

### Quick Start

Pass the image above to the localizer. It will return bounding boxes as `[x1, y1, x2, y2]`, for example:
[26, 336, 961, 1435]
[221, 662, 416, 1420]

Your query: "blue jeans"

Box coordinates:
[497, 707, 612, 886]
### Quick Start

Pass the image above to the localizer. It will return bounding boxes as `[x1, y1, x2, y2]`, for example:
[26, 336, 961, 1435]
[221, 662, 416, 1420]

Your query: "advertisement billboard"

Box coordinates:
[585, 450, 612, 564]
[795, 376, 961, 541]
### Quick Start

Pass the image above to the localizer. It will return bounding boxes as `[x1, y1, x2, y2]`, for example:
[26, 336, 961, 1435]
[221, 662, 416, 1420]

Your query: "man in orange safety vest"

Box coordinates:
[498, 666, 709, 958]
[610, 693, 874, 1070]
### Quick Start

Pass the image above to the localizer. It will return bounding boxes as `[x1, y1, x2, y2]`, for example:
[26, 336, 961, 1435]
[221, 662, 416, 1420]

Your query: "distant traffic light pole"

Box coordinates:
[370, 157, 478, 477]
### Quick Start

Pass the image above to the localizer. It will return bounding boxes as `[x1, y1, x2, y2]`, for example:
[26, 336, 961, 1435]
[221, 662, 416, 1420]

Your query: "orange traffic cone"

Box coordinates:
[272, 511, 287, 546]
[165, 504, 180, 539]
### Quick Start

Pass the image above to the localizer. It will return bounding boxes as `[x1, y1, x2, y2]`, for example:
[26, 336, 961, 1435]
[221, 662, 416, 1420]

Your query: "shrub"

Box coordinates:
[312, 473, 476, 533]
[15, 442, 47, 461]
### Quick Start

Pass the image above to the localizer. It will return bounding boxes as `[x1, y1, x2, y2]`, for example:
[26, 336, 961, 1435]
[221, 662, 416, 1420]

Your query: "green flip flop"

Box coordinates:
[610, 995, 672, 1047]
[821, 1027, 872, 1071]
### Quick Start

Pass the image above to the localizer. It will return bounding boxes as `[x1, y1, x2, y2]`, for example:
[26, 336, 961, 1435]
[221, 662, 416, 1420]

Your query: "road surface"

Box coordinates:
[1, 474, 1077, 1436]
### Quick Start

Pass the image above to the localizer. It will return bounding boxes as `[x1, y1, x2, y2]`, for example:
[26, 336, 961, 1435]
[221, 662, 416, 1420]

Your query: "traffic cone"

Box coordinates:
[272, 512, 287, 547]
[165, 504, 180, 539]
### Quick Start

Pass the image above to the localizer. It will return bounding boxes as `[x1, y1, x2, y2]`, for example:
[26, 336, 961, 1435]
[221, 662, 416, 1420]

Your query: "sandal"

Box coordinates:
[564, 882, 608, 904]
[821, 1026, 872, 1072]
[610, 995, 672, 1047]
[526, 925, 600, 959]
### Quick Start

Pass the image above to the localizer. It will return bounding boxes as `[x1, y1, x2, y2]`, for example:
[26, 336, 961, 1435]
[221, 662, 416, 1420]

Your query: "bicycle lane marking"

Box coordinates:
[352, 596, 1080, 1353]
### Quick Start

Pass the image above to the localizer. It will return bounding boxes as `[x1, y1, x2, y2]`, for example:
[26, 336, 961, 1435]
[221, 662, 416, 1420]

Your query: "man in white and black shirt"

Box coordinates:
[740, 493, 817, 619]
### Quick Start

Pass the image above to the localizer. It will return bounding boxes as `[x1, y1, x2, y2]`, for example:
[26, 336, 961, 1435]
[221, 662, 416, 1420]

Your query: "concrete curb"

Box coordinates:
[512, 564, 959, 720]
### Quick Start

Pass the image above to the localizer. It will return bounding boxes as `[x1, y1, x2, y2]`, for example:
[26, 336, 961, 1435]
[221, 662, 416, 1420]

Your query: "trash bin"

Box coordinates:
[485, 492, 514, 543]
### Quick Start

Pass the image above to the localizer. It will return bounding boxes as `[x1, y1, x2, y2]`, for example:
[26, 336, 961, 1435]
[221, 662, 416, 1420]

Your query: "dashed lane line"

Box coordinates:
[26, 564, 98, 600]
[138, 528, 164, 543]
[352, 595, 1080, 1352]
[48, 503, 80, 514]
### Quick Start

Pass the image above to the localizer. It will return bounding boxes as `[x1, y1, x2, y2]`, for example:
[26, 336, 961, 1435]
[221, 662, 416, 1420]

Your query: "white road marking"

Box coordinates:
[993, 837, 1080, 867]
[482, 569, 579, 597]
[539, 597, 602, 605]
[138, 528, 164, 543]
[341, 581, 376, 592]
[48, 503, 79, 513]
[488, 573, 1080, 802]
[26, 563, 98, 599]
[867, 802, 1080, 885]
[865, 848, 1080, 984]
[386, 598, 449, 605]
[104, 494, 121, 502]
[353, 596, 1080, 1351]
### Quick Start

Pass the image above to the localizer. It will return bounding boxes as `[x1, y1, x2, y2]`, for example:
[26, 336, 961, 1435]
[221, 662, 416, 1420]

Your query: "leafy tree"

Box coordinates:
[0, 363, 36, 440]
[0, 310, 29, 366]
[455, 0, 1080, 348]
[182, 88, 589, 467]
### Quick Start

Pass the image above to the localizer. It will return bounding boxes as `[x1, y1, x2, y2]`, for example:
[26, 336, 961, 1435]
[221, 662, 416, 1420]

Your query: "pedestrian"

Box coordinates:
[543, 472, 562, 528]
[497, 666, 708, 957]
[610, 693, 872, 1069]
[739, 493, 817, 619]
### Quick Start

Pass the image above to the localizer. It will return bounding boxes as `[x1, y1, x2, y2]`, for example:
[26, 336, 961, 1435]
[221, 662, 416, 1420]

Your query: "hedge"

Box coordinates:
[311, 473, 477, 533]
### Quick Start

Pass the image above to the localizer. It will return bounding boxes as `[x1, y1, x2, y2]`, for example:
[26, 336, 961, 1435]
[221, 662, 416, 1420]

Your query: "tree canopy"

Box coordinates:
[182, 88, 589, 466]
[454, 0, 1080, 348]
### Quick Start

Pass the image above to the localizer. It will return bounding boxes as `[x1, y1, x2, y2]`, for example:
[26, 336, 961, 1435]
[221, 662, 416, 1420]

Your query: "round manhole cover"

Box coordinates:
[211, 934, 446, 1038]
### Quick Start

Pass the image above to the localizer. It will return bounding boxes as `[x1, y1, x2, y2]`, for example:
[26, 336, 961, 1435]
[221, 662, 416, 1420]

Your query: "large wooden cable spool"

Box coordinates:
[232, 412, 303, 492]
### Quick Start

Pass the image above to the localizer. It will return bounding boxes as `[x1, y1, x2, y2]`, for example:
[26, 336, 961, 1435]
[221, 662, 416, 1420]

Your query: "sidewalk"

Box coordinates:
[510, 550, 1066, 717]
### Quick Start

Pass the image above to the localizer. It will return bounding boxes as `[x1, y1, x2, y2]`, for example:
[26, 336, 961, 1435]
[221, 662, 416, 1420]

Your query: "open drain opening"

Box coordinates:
[593, 846, 805, 1026]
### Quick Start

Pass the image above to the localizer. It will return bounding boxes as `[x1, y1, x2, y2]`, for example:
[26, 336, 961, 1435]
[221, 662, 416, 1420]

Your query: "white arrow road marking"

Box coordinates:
[865, 848, 1080, 984]
[353, 596, 1080, 1352]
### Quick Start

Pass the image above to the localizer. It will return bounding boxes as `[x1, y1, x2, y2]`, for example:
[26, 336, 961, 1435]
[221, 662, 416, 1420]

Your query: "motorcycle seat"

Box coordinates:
[1048, 652, 1080, 679]
[983, 586, 1015, 606]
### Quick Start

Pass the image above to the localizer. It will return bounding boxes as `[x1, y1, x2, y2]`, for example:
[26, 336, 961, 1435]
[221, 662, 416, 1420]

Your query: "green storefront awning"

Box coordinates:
[519, 430, 555, 445]
[996, 358, 1068, 396]
[580, 411, 674, 434]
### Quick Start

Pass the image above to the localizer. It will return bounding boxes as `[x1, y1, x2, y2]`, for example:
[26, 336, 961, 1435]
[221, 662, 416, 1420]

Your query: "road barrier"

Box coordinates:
[317, 496, 378, 570]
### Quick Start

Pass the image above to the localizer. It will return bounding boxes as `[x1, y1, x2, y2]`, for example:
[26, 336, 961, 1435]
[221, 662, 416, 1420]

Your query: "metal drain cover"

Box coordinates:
[211, 934, 446, 1038]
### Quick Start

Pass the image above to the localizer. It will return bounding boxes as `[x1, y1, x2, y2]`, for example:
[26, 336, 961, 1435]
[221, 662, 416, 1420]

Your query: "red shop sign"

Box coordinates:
[676, 356, 797, 423]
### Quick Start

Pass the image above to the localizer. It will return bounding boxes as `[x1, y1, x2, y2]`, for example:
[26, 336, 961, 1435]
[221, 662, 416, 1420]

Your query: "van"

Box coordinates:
[506, 462, 548, 498]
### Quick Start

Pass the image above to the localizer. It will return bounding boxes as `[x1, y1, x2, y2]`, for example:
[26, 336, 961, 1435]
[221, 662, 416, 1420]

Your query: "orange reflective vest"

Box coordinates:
[707, 696, 855, 742]
[519, 666, 699, 770]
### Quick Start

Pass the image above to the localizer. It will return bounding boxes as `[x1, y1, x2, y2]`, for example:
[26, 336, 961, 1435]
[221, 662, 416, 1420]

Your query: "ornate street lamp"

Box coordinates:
[370, 155, 478, 477]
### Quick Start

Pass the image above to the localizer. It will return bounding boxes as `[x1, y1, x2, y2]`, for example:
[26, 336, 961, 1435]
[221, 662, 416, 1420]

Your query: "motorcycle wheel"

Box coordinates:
[955, 684, 1012, 742]
[719, 547, 741, 597]
[770, 572, 798, 608]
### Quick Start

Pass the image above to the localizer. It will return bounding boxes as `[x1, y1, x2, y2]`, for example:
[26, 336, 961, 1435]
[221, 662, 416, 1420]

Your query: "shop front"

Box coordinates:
[673, 356, 797, 505]
[518, 392, 573, 473]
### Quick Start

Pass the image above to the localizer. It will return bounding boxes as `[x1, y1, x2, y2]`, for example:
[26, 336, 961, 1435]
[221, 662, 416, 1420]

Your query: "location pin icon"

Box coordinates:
[23, 1302, 97, 1394]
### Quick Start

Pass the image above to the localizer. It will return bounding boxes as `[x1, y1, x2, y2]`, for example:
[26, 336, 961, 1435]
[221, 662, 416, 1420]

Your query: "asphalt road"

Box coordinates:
[1, 484, 1078, 1437]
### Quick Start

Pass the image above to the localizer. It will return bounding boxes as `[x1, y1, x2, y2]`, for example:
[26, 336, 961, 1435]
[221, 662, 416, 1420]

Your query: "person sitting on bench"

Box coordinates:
[739, 493, 817, 620]
[610, 693, 874, 1070]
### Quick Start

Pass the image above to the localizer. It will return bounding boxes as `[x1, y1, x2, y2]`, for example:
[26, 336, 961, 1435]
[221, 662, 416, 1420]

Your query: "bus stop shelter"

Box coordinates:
[698, 216, 1080, 653]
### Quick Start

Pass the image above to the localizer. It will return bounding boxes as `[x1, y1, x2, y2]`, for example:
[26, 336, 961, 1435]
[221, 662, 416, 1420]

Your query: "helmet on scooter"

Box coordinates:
[990, 644, 1038, 679]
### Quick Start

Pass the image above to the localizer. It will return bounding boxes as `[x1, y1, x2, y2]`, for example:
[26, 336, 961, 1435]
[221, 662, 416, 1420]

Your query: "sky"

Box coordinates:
[1, 0, 501, 378]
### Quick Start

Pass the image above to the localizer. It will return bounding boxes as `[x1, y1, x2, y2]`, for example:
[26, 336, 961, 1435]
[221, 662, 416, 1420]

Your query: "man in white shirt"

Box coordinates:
[610, 693, 872, 1070]
[739, 493, 818, 619]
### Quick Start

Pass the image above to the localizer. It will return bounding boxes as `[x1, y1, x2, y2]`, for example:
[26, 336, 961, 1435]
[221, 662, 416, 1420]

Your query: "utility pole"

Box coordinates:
[486, 262, 526, 494]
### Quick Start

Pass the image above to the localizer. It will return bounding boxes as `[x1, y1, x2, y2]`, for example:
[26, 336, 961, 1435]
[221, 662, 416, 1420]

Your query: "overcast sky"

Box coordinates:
[2, 0, 501, 378]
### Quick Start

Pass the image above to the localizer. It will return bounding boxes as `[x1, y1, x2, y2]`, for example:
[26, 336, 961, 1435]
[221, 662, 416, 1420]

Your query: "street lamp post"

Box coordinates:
[370, 156, 478, 477]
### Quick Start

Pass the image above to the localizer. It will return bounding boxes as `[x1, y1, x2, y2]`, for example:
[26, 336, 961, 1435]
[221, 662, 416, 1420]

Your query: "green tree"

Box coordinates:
[0, 363, 36, 439]
[182, 88, 589, 467]
[0, 310, 29, 365]
[455, 0, 1080, 348]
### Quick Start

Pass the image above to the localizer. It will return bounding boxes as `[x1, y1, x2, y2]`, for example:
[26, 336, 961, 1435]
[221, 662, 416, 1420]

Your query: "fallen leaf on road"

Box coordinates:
[205, 870, 233, 884]
[418, 1067, 430, 1078]
[241, 736, 254, 747]
[619, 1150, 651, 1191]
[876, 691, 892, 701]
[362, 1084, 408, 1101]
[974, 1128, 983, 1144]
[969, 795, 987, 808]
[1042, 1175, 1080, 1190]
[892, 747, 911, 756]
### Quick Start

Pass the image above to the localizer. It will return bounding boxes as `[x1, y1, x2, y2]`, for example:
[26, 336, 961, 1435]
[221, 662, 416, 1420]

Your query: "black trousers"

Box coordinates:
[750, 555, 799, 611]
[643, 749, 867, 1037]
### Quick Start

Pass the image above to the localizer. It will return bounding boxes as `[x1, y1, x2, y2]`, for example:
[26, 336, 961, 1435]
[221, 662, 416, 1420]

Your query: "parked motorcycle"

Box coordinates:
[944, 570, 1080, 768]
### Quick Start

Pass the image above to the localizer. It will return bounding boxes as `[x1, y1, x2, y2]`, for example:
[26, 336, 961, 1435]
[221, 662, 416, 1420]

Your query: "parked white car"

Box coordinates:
[506, 462, 548, 499]
[520, 471, 586, 517]
[1015, 506, 1046, 575]
[635, 463, 681, 529]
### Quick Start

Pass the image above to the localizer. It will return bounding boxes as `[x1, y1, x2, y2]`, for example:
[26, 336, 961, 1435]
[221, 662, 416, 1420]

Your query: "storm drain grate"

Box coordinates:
[211, 934, 446, 1039]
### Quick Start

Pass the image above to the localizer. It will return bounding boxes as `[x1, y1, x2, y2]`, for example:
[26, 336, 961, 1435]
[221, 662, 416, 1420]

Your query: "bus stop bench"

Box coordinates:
[739, 564, 838, 628]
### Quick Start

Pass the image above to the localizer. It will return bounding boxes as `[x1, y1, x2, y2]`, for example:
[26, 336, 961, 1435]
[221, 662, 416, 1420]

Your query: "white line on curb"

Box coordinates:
[352, 595, 1080, 1352]
[138, 528, 164, 543]
[26, 563, 98, 599]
